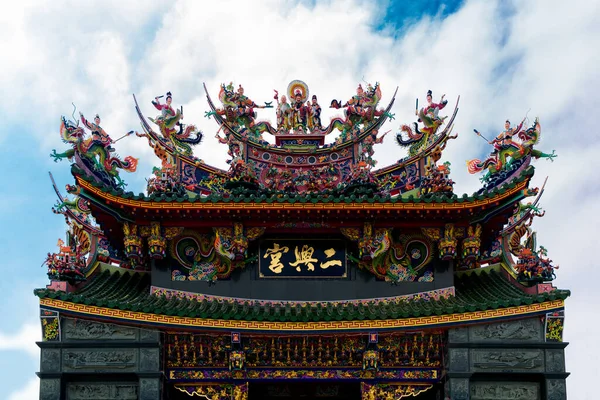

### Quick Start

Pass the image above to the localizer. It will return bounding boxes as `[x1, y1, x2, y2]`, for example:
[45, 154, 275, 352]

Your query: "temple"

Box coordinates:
[36, 81, 567, 400]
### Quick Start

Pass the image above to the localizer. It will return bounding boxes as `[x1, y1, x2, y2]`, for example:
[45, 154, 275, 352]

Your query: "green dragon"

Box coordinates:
[50, 117, 138, 188]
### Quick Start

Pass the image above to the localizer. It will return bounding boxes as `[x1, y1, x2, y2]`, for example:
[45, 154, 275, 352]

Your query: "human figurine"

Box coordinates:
[233, 85, 264, 123]
[290, 90, 308, 130]
[489, 119, 522, 153]
[80, 113, 113, 147]
[344, 84, 366, 119]
[310, 95, 322, 130]
[421, 90, 447, 124]
[152, 92, 183, 121]
[152, 92, 184, 137]
[274, 92, 291, 131]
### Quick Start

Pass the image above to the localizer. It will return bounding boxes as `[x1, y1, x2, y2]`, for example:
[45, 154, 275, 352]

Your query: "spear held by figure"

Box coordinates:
[113, 131, 135, 143]
[415, 98, 419, 116]
[473, 129, 492, 143]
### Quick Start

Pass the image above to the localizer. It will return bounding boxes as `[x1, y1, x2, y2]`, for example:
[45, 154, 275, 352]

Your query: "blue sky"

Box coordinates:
[1, 0, 598, 398]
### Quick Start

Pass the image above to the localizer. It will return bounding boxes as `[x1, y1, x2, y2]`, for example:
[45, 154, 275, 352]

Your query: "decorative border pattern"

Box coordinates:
[77, 177, 527, 211]
[150, 286, 456, 307]
[39, 298, 564, 333]
[168, 368, 440, 381]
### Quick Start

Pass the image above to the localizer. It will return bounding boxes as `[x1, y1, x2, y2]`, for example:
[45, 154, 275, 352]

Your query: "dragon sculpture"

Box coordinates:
[50, 117, 138, 189]
[467, 118, 557, 183]
[149, 112, 203, 157]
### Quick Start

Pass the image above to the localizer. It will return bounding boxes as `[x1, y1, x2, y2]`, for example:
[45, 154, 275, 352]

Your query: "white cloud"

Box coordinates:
[1, 0, 599, 398]
[7, 377, 39, 400]
[0, 322, 41, 358]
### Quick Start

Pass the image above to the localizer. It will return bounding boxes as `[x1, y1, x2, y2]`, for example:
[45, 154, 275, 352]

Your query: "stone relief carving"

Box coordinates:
[140, 378, 161, 400]
[41, 348, 61, 372]
[545, 350, 565, 373]
[450, 378, 469, 400]
[140, 348, 160, 372]
[139, 329, 160, 342]
[449, 348, 469, 372]
[448, 327, 469, 343]
[471, 349, 543, 372]
[63, 349, 136, 372]
[63, 319, 137, 340]
[67, 383, 138, 400]
[40, 379, 61, 400]
[470, 319, 541, 341]
[546, 379, 567, 400]
[470, 382, 539, 400]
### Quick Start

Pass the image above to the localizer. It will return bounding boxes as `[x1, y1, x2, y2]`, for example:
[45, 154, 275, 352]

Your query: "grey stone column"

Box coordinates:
[448, 378, 470, 400]
[39, 378, 61, 400]
[139, 378, 161, 400]
[546, 379, 567, 400]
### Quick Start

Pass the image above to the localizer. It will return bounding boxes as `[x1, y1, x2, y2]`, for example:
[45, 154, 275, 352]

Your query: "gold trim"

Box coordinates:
[39, 298, 563, 332]
[77, 177, 527, 211]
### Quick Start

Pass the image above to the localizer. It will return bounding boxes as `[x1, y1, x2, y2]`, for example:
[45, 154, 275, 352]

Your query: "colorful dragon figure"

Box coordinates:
[51, 117, 137, 189]
[150, 92, 203, 156]
[331, 82, 391, 134]
[467, 118, 557, 183]
[208, 83, 275, 140]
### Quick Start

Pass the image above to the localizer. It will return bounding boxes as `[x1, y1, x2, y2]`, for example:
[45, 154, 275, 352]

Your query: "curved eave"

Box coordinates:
[75, 174, 530, 214]
[38, 297, 564, 334]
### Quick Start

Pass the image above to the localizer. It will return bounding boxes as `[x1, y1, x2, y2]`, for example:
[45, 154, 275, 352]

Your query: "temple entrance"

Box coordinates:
[249, 382, 361, 400]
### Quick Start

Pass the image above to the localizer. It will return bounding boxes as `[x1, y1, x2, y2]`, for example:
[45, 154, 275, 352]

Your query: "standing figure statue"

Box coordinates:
[309, 95, 322, 131]
[290, 90, 308, 131]
[80, 113, 113, 149]
[274, 91, 291, 132]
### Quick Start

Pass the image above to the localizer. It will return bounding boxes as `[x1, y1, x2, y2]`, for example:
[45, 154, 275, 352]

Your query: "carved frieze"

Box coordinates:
[62, 349, 137, 372]
[140, 328, 160, 342]
[546, 379, 567, 400]
[448, 348, 469, 372]
[67, 383, 138, 400]
[140, 348, 160, 372]
[545, 350, 565, 373]
[40, 348, 61, 373]
[140, 378, 161, 400]
[470, 319, 541, 342]
[63, 319, 137, 341]
[448, 327, 469, 343]
[471, 349, 544, 372]
[40, 379, 61, 400]
[449, 378, 469, 400]
[470, 382, 540, 400]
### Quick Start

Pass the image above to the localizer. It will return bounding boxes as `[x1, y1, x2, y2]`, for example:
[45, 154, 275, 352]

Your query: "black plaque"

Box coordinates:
[259, 239, 347, 278]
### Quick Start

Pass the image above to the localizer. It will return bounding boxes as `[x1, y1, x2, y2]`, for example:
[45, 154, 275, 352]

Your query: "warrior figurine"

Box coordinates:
[489, 120, 522, 153]
[80, 113, 113, 148]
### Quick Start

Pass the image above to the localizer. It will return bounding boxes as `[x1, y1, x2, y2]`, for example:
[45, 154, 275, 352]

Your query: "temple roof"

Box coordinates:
[35, 267, 568, 325]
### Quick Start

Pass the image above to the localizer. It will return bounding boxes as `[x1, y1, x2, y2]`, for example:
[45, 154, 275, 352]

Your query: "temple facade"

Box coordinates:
[37, 81, 567, 399]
